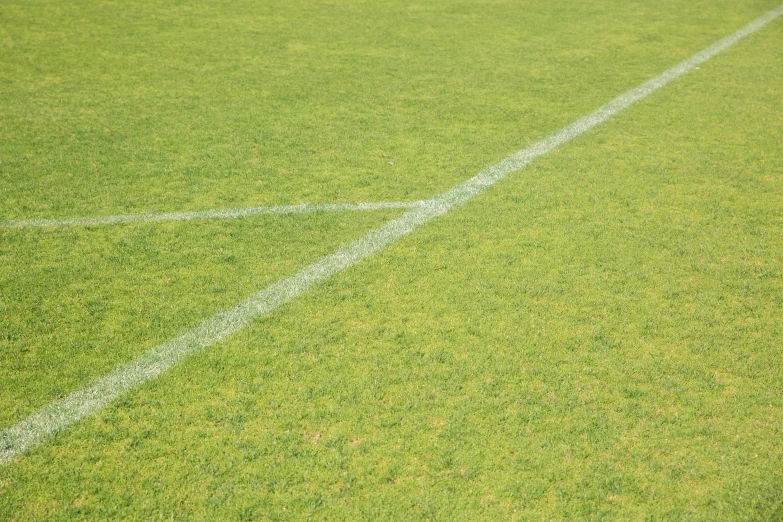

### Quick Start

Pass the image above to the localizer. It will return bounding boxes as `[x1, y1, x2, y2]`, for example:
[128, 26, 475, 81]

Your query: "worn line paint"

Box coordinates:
[2, 201, 426, 229]
[2, 4, 781, 465]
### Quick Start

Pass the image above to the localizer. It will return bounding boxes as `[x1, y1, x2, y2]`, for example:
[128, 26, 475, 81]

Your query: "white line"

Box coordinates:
[1, 4, 781, 465]
[1, 201, 426, 229]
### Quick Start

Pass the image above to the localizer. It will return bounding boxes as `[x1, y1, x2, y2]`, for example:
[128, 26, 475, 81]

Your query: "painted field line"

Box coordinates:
[2, 4, 781, 466]
[1, 201, 426, 229]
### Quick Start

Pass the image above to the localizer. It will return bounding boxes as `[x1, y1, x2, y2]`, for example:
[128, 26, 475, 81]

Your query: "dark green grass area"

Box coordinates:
[2, 0, 783, 520]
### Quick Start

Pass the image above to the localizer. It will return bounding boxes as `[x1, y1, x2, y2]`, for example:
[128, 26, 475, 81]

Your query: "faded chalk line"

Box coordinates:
[2, 200, 426, 229]
[2, 4, 781, 465]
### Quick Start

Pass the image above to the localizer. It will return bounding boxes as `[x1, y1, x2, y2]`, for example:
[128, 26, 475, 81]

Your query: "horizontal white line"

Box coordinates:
[1, 3, 781, 466]
[1, 201, 426, 229]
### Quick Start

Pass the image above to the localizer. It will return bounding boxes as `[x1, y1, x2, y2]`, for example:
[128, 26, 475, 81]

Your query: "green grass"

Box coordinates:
[2, 0, 783, 519]
[0, 210, 398, 426]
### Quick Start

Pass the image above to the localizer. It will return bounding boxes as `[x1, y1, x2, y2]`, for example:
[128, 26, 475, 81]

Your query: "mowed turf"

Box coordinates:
[1, 0, 783, 520]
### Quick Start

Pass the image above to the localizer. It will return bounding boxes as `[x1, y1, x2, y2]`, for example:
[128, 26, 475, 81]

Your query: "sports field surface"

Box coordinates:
[2, 1, 783, 519]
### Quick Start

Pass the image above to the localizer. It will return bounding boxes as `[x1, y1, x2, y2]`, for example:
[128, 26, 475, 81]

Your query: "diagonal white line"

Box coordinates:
[1, 201, 426, 229]
[2, 4, 781, 466]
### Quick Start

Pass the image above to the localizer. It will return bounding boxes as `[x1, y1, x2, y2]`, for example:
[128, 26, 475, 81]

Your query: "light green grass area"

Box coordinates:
[0, 0, 775, 216]
[0, 210, 399, 426]
[2, 0, 783, 520]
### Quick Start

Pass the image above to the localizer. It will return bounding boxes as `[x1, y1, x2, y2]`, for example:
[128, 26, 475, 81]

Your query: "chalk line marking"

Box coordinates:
[1, 4, 781, 466]
[1, 201, 426, 229]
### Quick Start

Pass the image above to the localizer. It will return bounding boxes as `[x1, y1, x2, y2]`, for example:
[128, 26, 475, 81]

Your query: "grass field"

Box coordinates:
[2, 0, 783, 519]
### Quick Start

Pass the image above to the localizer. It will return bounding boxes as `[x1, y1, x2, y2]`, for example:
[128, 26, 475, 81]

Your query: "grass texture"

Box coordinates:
[1, 0, 782, 519]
